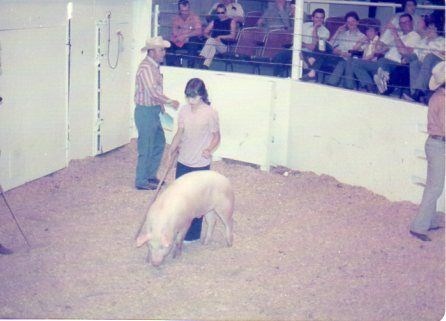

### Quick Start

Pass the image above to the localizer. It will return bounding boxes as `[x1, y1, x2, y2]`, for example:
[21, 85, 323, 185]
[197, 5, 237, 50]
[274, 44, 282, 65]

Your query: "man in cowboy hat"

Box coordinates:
[410, 61, 445, 241]
[134, 36, 180, 190]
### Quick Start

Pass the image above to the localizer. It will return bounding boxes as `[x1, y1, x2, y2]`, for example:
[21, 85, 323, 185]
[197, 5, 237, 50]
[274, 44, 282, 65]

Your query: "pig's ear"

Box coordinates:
[136, 233, 151, 247]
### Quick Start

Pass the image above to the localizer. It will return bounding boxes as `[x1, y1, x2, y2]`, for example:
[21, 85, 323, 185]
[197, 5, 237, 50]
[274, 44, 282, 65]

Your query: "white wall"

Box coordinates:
[0, 0, 150, 190]
[0, 1, 68, 191]
[287, 82, 443, 208]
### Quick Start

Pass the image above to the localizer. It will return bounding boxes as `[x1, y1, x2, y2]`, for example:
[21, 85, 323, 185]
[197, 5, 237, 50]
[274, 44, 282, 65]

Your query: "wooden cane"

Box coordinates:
[0, 183, 31, 249]
[134, 152, 178, 240]
[0, 151, 31, 249]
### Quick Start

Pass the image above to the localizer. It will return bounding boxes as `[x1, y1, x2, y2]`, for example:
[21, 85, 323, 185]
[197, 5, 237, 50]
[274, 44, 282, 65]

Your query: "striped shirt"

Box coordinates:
[134, 56, 169, 107]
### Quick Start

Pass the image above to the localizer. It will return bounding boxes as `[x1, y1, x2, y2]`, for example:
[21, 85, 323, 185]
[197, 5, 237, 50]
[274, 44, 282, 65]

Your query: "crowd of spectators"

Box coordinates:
[162, 0, 444, 104]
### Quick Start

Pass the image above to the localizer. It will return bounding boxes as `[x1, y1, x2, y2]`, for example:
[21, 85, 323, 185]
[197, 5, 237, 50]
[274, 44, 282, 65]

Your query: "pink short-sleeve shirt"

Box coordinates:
[177, 104, 220, 168]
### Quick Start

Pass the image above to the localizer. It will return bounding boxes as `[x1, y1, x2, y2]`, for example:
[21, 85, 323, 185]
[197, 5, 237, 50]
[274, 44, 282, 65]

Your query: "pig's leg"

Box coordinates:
[215, 198, 234, 247]
[172, 225, 188, 259]
[202, 211, 218, 245]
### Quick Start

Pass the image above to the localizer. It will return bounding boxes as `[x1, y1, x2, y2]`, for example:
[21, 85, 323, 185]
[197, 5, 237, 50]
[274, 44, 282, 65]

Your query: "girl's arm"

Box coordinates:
[169, 126, 184, 160]
[202, 131, 221, 159]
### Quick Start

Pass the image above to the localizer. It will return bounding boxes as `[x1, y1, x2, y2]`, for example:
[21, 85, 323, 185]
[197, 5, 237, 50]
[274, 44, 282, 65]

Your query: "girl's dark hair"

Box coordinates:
[184, 78, 211, 105]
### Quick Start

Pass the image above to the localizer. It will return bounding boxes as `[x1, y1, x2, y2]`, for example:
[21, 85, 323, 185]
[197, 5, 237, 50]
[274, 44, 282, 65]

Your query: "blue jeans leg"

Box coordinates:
[175, 162, 211, 241]
[134, 105, 165, 187]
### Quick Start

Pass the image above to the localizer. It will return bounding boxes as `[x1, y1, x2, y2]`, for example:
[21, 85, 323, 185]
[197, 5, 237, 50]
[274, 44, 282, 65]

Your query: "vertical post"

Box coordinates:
[154, 4, 160, 36]
[291, 0, 304, 80]
[66, 2, 73, 164]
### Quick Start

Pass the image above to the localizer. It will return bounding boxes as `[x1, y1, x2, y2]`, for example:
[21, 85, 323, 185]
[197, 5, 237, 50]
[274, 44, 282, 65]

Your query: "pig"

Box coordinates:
[136, 170, 234, 267]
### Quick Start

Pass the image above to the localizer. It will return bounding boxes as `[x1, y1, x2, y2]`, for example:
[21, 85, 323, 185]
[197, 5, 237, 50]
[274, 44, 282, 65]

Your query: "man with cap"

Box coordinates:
[410, 61, 445, 241]
[134, 36, 180, 190]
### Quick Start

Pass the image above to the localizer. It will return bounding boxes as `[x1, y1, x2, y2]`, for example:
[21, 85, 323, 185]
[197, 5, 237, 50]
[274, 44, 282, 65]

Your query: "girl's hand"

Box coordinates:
[202, 149, 212, 159]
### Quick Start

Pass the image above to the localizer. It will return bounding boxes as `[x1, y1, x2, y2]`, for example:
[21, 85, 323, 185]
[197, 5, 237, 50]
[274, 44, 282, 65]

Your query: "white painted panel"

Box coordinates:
[0, 27, 67, 191]
[287, 82, 443, 208]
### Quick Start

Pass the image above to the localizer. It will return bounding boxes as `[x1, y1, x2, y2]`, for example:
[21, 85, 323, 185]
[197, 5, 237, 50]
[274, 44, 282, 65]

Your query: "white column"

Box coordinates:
[291, 0, 304, 80]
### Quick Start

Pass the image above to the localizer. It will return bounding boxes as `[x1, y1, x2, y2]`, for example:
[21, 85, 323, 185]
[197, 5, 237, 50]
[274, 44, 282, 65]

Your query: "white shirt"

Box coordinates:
[385, 30, 421, 63]
[380, 12, 423, 45]
[333, 29, 367, 54]
[414, 36, 445, 62]
[301, 22, 330, 46]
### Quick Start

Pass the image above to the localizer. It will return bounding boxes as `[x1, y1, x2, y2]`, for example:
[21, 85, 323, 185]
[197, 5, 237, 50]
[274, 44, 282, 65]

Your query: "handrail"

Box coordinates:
[304, 0, 401, 8]
[304, 0, 445, 11]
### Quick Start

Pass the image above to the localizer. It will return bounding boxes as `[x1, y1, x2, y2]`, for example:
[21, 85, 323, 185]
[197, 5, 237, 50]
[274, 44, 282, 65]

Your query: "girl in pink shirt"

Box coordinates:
[169, 78, 221, 241]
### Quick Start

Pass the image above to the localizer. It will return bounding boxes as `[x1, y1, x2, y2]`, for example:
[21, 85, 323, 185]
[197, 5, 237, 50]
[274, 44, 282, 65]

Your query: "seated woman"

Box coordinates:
[198, 3, 236, 69]
[343, 25, 380, 90]
[323, 11, 366, 87]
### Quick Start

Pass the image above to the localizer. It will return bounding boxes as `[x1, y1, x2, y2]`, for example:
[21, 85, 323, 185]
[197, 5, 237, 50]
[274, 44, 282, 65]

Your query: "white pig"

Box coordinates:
[136, 170, 234, 267]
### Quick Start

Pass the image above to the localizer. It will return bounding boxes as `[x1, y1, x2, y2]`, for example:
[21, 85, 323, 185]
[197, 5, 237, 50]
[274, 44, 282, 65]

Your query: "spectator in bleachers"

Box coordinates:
[380, 0, 423, 44]
[403, 16, 445, 103]
[198, 3, 236, 69]
[271, 0, 300, 77]
[257, 0, 291, 30]
[166, 0, 203, 68]
[344, 26, 381, 90]
[321, 11, 366, 87]
[208, 0, 244, 25]
[352, 13, 421, 94]
[298, 8, 331, 81]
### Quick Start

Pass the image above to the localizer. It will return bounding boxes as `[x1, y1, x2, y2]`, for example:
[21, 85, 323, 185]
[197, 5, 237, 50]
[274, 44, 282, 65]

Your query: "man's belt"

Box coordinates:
[430, 135, 445, 142]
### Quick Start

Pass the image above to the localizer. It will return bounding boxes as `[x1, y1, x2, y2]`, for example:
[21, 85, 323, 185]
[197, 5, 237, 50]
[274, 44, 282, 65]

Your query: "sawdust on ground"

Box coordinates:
[0, 139, 444, 320]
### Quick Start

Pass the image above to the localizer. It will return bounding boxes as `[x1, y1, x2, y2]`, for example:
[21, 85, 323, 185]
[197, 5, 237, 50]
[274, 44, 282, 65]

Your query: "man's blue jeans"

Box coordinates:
[134, 105, 165, 187]
[411, 136, 445, 234]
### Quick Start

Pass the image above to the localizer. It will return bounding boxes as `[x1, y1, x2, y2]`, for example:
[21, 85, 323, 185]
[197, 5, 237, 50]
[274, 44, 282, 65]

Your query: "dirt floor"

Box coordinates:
[0, 139, 444, 320]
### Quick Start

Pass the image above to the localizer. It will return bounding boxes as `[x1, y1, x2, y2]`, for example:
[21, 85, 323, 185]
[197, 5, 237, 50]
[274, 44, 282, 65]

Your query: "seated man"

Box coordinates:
[198, 4, 237, 69]
[404, 15, 445, 103]
[290, 8, 330, 80]
[208, 0, 244, 25]
[380, 0, 423, 44]
[257, 0, 291, 31]
[352, 13, 421, 94]
[310, 11, 366, 86]
[166, 0, 203, 68]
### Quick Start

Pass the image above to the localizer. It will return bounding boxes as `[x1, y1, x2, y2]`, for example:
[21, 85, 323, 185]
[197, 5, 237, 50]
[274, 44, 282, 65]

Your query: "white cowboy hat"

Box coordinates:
[429, 61, 445, 91]
[141, 36, 171, 52]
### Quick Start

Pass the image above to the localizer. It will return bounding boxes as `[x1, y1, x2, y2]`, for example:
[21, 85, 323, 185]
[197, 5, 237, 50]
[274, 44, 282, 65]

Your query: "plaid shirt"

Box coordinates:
[134, 56, 169, 107]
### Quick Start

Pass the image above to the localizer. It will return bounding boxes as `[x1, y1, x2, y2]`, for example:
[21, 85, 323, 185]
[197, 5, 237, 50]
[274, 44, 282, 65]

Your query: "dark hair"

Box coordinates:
[178, 0, 189, 10]
[216, 3, 226, 12]
[185, 78, 211, 105]
[426, 12, 445, 33]
[403, 0, 417, 10]
[344, 11, 359, 22]
[400, 13, 413, 21]
[312, 8, 325, 18]
[366, 25, 380, 36]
